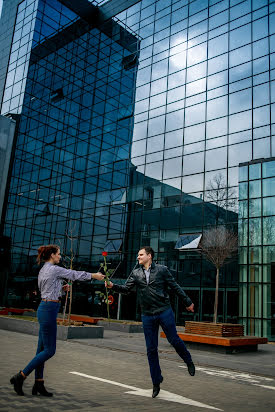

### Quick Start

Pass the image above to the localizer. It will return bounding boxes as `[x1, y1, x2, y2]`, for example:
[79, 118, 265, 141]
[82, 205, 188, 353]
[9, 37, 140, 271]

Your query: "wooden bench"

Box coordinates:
[0, 308, 34, 315]
[160, 331, 268, 353]
[68, 315, 103, 324]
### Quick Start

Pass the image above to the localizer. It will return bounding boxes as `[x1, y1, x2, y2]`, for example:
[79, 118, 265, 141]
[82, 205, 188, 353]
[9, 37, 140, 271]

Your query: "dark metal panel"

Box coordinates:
[100, 0, 141, 19]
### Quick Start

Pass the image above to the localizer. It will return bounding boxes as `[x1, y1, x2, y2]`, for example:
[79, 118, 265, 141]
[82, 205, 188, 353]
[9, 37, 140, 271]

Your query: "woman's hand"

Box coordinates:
[92, 272, 105, 281]
[62, 284, 70, 292]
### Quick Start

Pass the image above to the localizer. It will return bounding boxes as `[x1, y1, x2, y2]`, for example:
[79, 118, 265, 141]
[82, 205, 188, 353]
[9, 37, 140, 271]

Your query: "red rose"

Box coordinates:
[102, 251, 108, 257]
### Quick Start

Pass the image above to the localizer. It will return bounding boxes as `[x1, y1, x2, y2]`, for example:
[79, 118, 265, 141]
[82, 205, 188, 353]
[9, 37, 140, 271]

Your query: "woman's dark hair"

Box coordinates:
[140, 246, 155, 259]
[37, 244, 60, 264]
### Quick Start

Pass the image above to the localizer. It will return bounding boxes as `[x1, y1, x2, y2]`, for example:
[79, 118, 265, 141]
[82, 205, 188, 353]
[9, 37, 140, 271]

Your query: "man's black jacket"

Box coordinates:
[112, 261, 192, 315]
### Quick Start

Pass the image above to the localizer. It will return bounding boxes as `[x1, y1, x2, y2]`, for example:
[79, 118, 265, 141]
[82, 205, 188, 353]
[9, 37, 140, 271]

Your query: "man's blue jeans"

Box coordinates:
[142, 307, 192, 385]
[23, 301, 60, 379]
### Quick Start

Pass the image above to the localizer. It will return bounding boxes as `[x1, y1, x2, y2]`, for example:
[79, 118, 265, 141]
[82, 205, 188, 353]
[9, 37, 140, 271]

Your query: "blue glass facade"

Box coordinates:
[0, 0, 275, 339]
[239, 158, 275, 339]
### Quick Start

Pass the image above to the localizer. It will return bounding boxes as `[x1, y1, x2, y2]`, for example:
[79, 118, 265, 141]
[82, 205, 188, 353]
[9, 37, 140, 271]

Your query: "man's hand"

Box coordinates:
[105, 281, 113, 289]
[186, 303, 194, 312]
[92, 272, 105, 281]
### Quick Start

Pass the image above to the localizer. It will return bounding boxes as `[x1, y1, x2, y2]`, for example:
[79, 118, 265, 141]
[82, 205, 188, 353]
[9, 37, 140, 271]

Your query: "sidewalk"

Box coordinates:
[1, 329, 275, 411]
[71, 329, 275, 378]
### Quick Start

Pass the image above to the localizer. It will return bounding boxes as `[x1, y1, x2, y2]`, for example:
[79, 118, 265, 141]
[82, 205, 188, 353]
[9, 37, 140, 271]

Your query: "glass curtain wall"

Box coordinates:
[1, 0, 275, 331]
[239, 158, 275, 340]
[1, 0, 139, 313]
[112, 0, 274, 327]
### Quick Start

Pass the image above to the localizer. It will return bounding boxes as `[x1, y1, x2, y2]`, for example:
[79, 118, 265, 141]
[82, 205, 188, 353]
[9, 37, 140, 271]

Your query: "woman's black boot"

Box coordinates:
[32, 380, 53, 397]
[10, 371, 25, 396]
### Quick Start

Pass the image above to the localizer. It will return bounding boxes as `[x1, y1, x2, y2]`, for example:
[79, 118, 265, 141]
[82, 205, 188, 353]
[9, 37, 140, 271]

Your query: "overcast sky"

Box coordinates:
[0, 1, 3, 18]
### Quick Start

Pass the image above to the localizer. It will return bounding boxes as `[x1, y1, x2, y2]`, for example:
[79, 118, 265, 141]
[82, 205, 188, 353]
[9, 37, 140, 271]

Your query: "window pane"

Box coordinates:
[187, 43, 207, 66]
[263, 217, 275, 245]
[229, 110, 252, 134]
[205, 147, 227, 171]
[145, 161, 163, 180]
[249, 180, 261, 198]
[165, 109, 184, 132]
[263, 161, 275, 178]
[185, 103, 206, 126]
[228, 141, 252, 166]
[230, 24, 251, 51]
[229, 45, 251, 67]
[253, 17, 268, 41]
[184, 123, 205, 144]
[263, 177, 275, 196]
[208, 33, 228, 58]
[206, 117, 227, 139]
[263, 197, 275, 216]
[148, 115, 165, 136]
[253, 138, 270, 159]
[163, 157, 182, 178]
[207, 96, 228, 120]
[229, 89, 252, 114]
[183, 152, 204, 174]
[146, 134, 164, 154]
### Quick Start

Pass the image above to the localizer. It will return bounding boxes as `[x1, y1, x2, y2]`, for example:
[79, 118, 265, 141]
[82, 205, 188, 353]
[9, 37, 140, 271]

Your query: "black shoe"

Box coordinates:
[32, 380, 53, 397]
[10, 372, 25, 396]
[187, 362, 195, 376]
[152, 384, 160, 398]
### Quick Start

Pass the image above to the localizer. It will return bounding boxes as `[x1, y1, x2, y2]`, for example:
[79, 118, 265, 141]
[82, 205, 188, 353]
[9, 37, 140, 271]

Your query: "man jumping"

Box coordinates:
[106, 246, 195, 398]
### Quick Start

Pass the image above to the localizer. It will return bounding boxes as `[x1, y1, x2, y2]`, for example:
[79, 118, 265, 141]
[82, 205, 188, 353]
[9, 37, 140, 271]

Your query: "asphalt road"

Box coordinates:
[1, 329, 275, 411]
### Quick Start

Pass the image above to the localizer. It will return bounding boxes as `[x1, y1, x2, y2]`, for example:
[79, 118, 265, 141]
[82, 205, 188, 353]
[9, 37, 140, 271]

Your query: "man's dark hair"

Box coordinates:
[140, 246, 155, 259]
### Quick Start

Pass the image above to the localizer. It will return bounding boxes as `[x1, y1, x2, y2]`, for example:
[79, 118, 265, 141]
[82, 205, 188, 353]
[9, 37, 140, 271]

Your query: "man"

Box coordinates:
[106, 246, 195, 398]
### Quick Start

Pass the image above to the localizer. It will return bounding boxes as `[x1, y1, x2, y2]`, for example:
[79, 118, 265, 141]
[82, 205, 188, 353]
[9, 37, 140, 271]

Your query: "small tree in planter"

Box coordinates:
[61, 222, 77, 325]
[199, 226, 238, 324]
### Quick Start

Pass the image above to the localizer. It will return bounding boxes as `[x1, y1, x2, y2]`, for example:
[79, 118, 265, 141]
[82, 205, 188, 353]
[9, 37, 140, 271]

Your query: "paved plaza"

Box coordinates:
[1, 329, 275, 411]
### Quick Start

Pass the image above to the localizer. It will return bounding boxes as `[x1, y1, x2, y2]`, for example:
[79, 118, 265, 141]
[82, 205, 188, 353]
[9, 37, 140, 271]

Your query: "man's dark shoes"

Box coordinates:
[32, 380, 53, 397]
[10, 372, 25, 396]
[187, 362, 195, 376]
[152, 376, 163, 398]
[152, 384, 160, 398]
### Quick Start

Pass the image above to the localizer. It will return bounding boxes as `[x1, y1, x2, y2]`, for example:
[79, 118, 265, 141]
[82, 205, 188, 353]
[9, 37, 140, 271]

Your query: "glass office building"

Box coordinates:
[0, 0, 275, 340]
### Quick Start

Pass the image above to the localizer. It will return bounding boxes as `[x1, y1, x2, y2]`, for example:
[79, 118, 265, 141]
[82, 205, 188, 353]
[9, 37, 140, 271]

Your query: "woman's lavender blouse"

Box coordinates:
[38, 262, 92, 300]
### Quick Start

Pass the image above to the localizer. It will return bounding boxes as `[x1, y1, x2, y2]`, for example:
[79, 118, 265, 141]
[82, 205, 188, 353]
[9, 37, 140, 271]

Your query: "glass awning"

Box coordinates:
[103, 239, 122, 253]
[175, 234, 202, 250]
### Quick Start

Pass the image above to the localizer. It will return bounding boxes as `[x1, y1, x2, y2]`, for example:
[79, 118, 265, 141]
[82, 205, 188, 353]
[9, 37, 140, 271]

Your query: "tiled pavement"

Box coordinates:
[1, 329, 275, 411]
[0, 386, 102, 411]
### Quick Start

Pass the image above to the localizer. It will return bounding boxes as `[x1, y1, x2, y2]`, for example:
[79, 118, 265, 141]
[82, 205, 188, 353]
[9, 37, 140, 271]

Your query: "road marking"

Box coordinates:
[70, 371, 223, 410]
[179, 366, 274, 386]
[253, 384, 275, 391]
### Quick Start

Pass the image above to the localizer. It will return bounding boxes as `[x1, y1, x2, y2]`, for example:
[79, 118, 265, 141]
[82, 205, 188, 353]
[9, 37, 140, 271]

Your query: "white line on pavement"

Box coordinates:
[70, 371, 223, 410]
[179, 365, 274, 386]
[70, 371, 136, 390]
[253, 384, 275, 391]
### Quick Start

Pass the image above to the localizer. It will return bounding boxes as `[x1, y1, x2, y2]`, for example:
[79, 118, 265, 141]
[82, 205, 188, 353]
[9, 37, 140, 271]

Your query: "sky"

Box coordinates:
[0, 0, 2, 18]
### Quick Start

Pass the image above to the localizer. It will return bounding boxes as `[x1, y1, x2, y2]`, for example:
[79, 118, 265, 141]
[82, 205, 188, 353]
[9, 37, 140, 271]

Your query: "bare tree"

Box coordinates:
[199, 226, 238, 323]
[62, 221, 77, 325]
[205, 173, 237, 225]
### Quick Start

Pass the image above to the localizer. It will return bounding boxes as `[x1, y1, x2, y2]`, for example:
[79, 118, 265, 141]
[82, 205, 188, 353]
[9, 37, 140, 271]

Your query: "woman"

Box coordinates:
[10, 244, 105, 396]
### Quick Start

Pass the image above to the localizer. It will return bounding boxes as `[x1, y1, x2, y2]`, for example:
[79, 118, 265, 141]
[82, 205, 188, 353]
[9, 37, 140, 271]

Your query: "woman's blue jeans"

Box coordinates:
[23, 301, 60, 379]
[142, 307, 192, 385]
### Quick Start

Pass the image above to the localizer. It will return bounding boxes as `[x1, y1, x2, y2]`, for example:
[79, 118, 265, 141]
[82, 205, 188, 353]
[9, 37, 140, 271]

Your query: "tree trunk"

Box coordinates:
[213, 267, 219, 324]
[68, 283, 73, 325]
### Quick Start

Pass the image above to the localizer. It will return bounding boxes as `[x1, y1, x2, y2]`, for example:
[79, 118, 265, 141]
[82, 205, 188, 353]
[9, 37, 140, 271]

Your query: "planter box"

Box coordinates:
[185, 321, 244, 337]
[97, 320, 143, 333]
[0, 316, 104, 340]
[56, 324, 104, 340]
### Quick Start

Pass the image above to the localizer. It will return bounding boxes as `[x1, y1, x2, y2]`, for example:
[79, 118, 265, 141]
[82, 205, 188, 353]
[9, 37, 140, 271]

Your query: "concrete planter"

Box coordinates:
[0, 316, 104, 340]
[97, 320, 143, 333]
